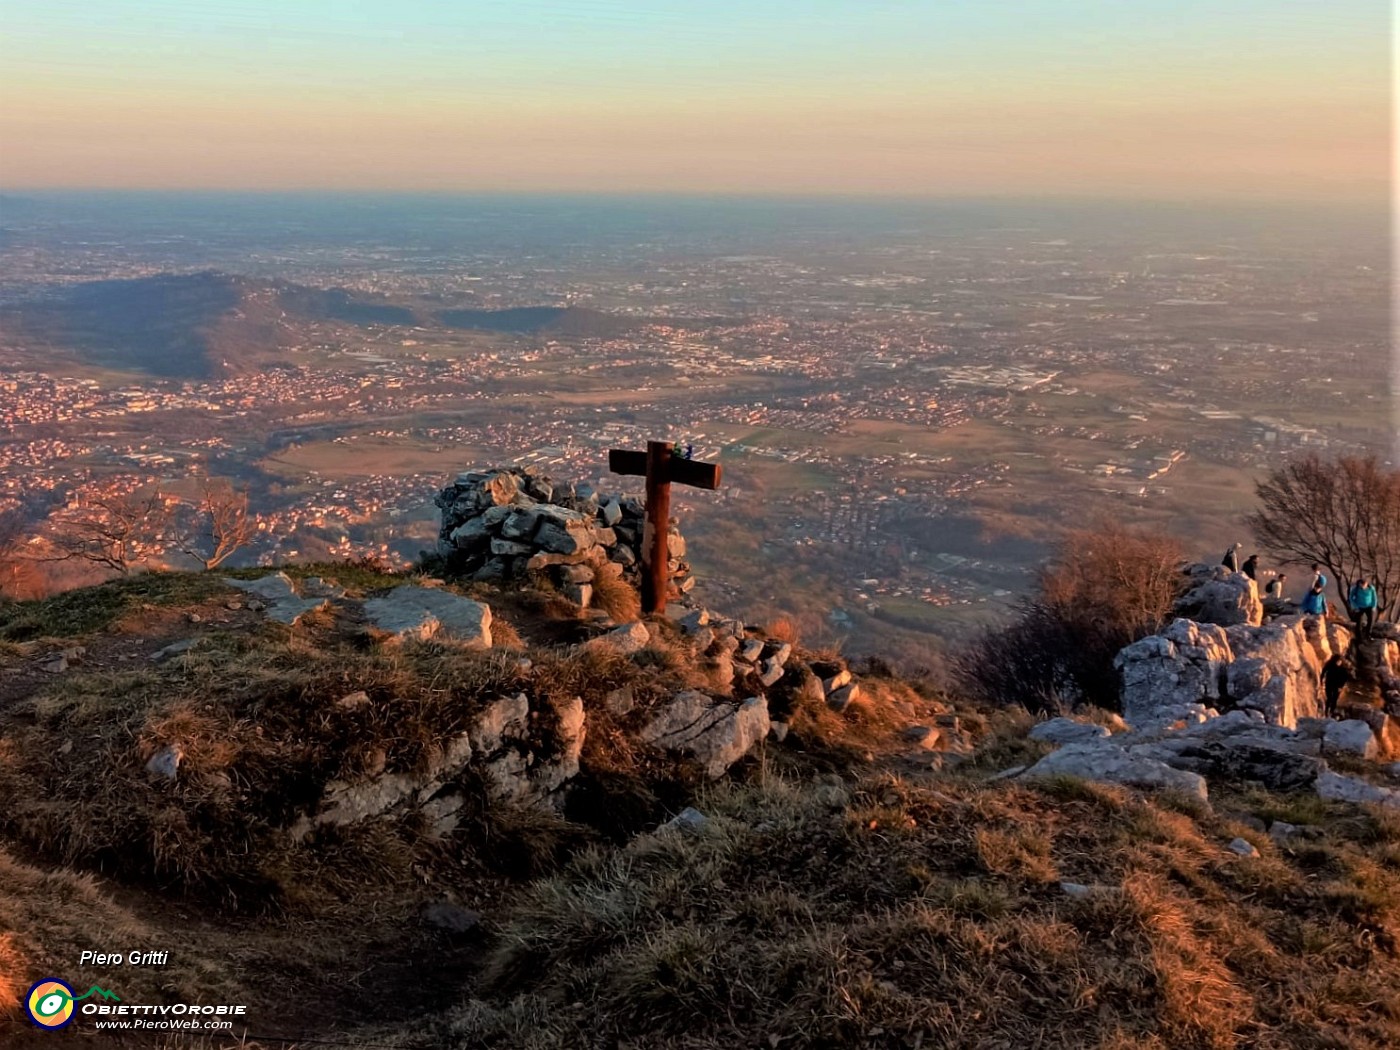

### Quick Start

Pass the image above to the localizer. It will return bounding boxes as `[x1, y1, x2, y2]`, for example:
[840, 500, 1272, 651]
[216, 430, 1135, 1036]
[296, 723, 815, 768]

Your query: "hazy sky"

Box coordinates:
[1, 1, 1390, 200]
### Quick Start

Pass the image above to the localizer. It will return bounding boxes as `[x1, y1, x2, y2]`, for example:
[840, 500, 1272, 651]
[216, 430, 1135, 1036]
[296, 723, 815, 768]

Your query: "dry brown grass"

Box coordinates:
[435, 772, 1400, 1050]
[763, 615, 800, 643]
[588, 570, 641, 623]
[0, 621, 540, 906]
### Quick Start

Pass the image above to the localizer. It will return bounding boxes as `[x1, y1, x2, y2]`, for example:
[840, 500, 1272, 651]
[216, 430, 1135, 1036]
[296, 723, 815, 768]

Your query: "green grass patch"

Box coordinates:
[0, 572, 231, 641]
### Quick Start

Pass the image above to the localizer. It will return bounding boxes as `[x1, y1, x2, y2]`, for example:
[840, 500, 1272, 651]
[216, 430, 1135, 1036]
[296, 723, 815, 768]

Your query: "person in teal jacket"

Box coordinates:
[1301, 563, 1328, 616]
[1348, 575, 1377, 639]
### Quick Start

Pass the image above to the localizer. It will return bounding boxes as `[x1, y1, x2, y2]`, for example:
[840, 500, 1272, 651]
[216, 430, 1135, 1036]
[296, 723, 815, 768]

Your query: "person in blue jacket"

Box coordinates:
[1347, 575, 1378, 639]
[1300, 563, 1328, 616]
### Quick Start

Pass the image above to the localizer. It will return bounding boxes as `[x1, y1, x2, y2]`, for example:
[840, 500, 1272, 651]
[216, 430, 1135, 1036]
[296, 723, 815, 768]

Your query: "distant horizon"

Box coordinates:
[3, 186, 1388, 210]
[2, 2, 1388, 201]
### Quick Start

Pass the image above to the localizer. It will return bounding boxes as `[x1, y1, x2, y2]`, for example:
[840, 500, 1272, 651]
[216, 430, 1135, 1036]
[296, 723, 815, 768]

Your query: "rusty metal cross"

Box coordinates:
[608, 440, 722, 614]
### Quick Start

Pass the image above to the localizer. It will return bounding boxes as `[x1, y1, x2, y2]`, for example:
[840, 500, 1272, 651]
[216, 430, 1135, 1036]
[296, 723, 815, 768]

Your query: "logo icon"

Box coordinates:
[26, 979, 76, 1029]
[24, 980, 121, 1030]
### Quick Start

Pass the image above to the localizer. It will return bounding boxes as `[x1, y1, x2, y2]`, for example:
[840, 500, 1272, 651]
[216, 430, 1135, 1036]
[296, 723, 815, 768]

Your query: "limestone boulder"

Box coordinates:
[362, 586, 492, 649]
[1175, 564, 1263, 627]
[1029, 718, 1110, 745]
[641, 690, 771, 778]
[1316, 770, 1400, 809]
[1115, 618, 1231, 727]
[1322, 719, 1379, 760]
[1225, 617, 1323, 727]
[1024, 741, 1209, 801]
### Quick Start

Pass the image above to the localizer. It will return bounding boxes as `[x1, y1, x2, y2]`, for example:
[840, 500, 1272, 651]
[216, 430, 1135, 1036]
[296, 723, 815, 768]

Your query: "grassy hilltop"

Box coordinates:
[0, 564, 1397, 1049]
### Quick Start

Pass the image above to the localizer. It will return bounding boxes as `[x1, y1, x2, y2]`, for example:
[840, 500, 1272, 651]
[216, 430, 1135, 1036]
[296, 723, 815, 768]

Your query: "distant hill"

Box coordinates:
[0, 272, 289, 379]
[0, 271, 717, 379]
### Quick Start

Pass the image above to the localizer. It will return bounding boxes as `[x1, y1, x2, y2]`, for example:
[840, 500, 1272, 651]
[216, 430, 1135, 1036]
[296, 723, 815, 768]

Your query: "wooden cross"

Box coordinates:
[608, 440, 723, 614]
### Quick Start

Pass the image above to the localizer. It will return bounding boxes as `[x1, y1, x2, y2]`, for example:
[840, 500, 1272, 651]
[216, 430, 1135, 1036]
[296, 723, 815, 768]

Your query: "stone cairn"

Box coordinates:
[433, 467, 694, 607]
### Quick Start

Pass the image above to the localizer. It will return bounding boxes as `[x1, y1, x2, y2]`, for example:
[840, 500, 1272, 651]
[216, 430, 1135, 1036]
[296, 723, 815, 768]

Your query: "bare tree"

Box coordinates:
[0, 507, 43, 599]
[1246, 453, 1400, 620]
[176, 480, 254, 570]
[45, 489, 174, 576]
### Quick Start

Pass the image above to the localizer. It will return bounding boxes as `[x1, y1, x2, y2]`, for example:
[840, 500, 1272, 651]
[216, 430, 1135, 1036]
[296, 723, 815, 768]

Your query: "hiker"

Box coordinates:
[1222, 542, 1243, 572]
[1265, 573, 1287, 599]
[1301, 565, 1328, 616]
[1347, 575, 1378, 640]
[1309, 563, 1328, 592]
[1322, 653, 1353, 718]
[1241, 553, 1260, 581]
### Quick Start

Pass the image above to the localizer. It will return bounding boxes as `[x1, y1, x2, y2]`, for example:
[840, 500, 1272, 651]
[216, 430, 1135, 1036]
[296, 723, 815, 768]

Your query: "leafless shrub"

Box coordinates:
[958, 522, 1183, 714]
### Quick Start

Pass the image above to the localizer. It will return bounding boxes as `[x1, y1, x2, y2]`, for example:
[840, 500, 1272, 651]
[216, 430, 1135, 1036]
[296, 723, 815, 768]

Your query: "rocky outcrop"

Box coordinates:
[1225, 618, 1323, 726]
[1116, 616, 1324, 731]
[1115, 619, 1231, 728]
[1174, 563, 1263, 627]
[291, 691, 587, 840]
[434, 467, 693, 605]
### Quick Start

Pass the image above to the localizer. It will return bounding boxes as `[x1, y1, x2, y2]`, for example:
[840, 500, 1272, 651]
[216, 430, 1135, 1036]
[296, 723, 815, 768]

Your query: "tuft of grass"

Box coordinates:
[589, 569, 641, 623]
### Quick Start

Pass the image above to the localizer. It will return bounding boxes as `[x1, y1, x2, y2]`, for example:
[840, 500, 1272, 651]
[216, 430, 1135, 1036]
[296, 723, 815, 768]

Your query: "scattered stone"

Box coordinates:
[150, 639, 197, 663]
[678, 609, 711, 634]
[738, 639, 765, 664]
[41, 657, 67, 674]
[1269, 821, 1301, 842]
[421, 902, 482, 935]
[989, 765, 1027, 781]
[187, 612, 203, 624]
[225, 573, 329, 625]
[822, 669, 853, 694]
[601, 621, 650, 654]
[757, 659, 785, 688]
[336, 690, 371, 710]
[900, 725, 942, 750]
[1316, 770, 1400, 808]
[225, 600, 243, 611]
[563, 583, 593, 608]
[1029, 718, 1110, 745]
[145, 745, 183, 780]
[661, 807, 708, 834]
[1227, 837, 1260, 858]
[1060, 882, 1107, 899]
[826, 683, 863, 712]
[604, 686, 636, 716]
[688, 626, 716, 653]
